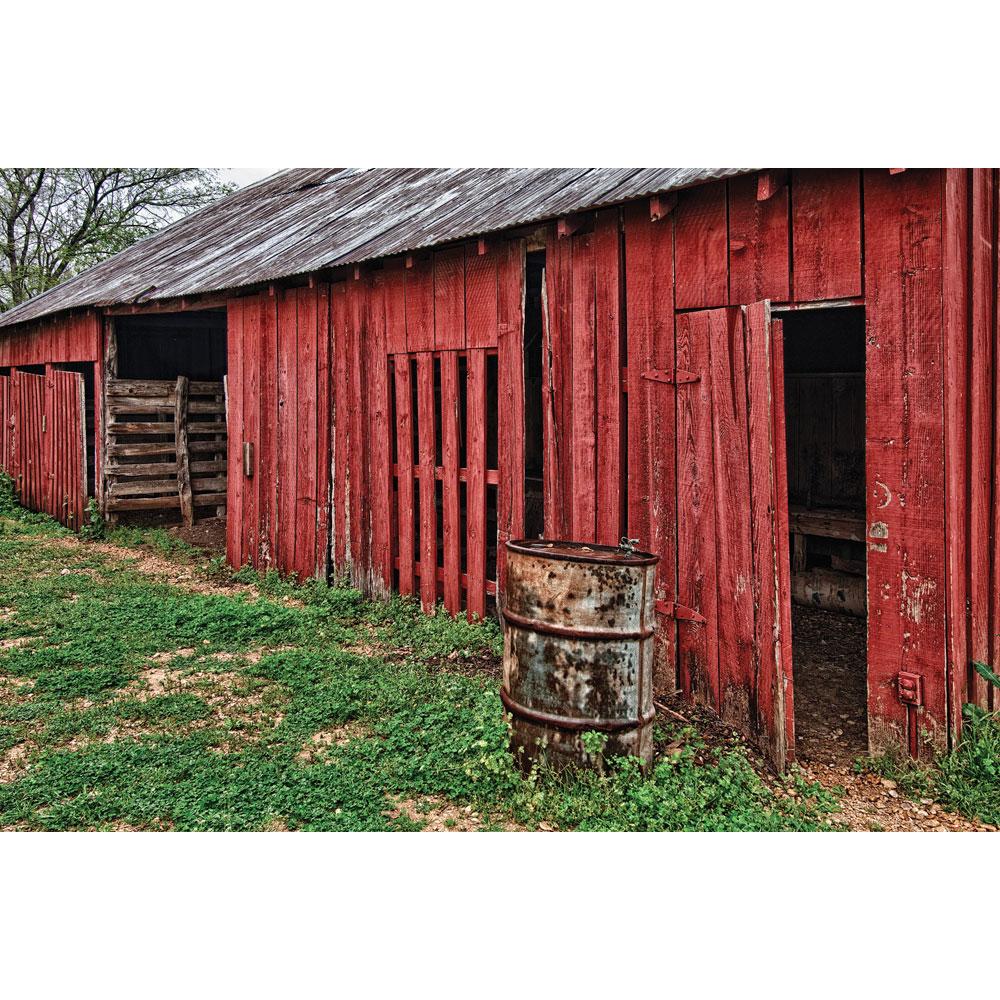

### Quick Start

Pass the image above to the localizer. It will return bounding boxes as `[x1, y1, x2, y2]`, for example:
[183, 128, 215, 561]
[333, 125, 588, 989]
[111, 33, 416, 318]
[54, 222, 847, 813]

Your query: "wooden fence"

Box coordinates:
[104, 377, 226, 524]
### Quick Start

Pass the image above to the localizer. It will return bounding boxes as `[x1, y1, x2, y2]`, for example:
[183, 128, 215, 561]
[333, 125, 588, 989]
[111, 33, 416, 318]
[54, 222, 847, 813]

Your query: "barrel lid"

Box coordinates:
[506, 538, 659, 567]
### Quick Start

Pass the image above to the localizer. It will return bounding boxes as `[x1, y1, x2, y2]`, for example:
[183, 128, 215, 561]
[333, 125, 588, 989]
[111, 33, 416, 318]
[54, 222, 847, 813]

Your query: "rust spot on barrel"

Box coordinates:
[501, 538, 659, 773]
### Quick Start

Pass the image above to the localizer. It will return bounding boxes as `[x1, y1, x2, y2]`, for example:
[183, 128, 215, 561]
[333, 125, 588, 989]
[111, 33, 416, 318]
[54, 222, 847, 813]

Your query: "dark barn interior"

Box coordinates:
[781, 306, 868, 762]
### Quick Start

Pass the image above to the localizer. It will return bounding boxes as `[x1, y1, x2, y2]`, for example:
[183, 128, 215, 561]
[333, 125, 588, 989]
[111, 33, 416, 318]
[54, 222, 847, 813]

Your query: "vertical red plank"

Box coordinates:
[366, 275, 391, 597]
[416, 352, 437, 610]
[314, 284, 331, 581]
[240, 298, 261, 569]
[466, 245, 499, 349]
[708, 308, 756, 731]
[440, 351, 461, 613]
[405, 257, 434, 352]
[969, 169, 995, 709]
[570, 230, 596, 541]
[675, 311, 719, 709]
[296, 287, 318, 580]
[331, 283, 349, 577]
[467, 349, 487, 618]
[674, 180, 729, 310]
[624, 204, 678, 696]
[792, 169, 862, 302]
[495, 239, 525, 604]
[864, 169, 947, 756]
[992, 167, 1000, 714]
[0, 375, 8, 472]
[942, 169, 970, 737]
[544, 229, 572, 539]
[384, 261, 408, 355]
[393, 357, 416, 597]
[433, 246, 466, 351]
[276, 289, 298, 576]
[594, 209, 624, 546]
[347, 279, 368, 586]
[259, 293, 279, 568]
[728, 173, 790, 304]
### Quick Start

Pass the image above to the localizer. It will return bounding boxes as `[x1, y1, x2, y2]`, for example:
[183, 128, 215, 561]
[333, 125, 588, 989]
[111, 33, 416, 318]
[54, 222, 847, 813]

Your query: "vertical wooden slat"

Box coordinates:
[467, 349, 487, 618]
[260, 294, 279, 568]
[295, 287, 319, 581]
[416, 352, 437, 610]
[791, 169, 863, 302]
[405, 257, 434, 352]
[864, 169, 947, 756]
[393, 356, 416, 597]
[440, 351, 461, 613]
[347, 279, 369, 587]
[226, 299, 246, 566]
[434, 246, 466, 351]
[570, 231, 597, 541]
[466, 245, 500, 350]
[175, 375, 193, 528]
[674, 181, 729, 310]
[942, 169, 970, 737]
[366, 275, 391, 596]
[331, 283, 349, 576]
[709, 307, 756, 732]
[544, 229, 572, 539]
[276, 289, 298, 574]
[496, 239, 525, 604]
[728, 173, 790, 304]
[969, 168, 995, 709]
[624, 203, 679, 695]
[675, 311, 719, 709]
[594, 209, 624, 546]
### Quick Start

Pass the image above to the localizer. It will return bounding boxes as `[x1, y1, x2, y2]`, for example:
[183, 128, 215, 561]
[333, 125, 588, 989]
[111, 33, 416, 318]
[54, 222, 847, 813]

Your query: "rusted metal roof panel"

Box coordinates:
[0, 167, 752, 329]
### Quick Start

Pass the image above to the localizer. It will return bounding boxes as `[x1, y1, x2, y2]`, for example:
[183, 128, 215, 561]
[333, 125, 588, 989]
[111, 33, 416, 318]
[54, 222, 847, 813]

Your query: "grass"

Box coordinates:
[0, 474, 847, 831]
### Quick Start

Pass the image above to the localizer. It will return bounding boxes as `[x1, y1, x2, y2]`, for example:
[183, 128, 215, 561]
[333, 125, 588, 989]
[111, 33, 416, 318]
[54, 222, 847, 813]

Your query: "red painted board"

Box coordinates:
[675, 310, 719, 709]
[405, 257, 434, 352]
[728, 173, 790, 304]
[366, 274, 391, 596]
[466, 348, 487, 619]
[331, 284, 350, 577]
[242, 297, 262, 569]
[570, 231, 597, 541]
[384, 261, 408, 356]
[969, 169, 994, 709]
[864, 169, 946, 756]
[623, 202, 678, 695]
[433, 246, 466, 350]
[792, 169, 862, 302]
[226, 298, 244, 567]
[346, 280, 368, 585]
[942, 169, 970, 738]
[466, 245, 500, 350]
[315, 284, 332, 582]
[276, 290, 298, 576]
[295, 287, 319, 580]
[674, 181, 728, 310]
[708, 307, 756, 732]
[495, 239, 525, 604]
[594, 209, 624, 547]
[393, 357, 416, 596]
[440, 351, 461, 613]
[259, 294, 279, 569]
[416, 352, 437, 610]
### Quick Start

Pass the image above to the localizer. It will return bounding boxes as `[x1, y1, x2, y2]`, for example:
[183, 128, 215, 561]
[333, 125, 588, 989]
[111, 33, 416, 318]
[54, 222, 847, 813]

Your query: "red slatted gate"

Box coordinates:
[0, 374, 11, 473]
[46, 370, 87, 530]
[11, 371, 46, 513]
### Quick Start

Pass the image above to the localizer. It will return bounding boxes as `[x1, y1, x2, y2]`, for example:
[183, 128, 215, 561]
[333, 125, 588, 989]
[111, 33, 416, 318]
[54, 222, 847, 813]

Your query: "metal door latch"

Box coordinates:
[897, 671, 923, 707]
[618, 537, 640, 554]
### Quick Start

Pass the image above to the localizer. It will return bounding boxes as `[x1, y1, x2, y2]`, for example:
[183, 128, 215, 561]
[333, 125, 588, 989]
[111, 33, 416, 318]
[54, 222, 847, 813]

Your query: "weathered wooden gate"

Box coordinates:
[45, 370, 88, 529]
[11, 370, 46, 514]
[0, 374, 11, 473]
[625, 281, 794, 767]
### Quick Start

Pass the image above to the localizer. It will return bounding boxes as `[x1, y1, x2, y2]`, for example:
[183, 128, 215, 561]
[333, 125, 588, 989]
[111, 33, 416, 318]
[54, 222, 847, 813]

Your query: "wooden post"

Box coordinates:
[175, 375, 194, 527]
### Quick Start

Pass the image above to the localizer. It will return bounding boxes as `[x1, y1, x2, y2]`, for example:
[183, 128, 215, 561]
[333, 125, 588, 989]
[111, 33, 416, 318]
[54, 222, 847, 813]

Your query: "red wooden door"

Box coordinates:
[672, 302, 794, 769]
[12, 371, 46, 514]
[47, 370, 87, 530]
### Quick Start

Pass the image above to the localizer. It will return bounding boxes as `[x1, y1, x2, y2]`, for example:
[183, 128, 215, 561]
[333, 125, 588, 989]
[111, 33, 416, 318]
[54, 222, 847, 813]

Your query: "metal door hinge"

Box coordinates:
[243, 441, 254, 478]
[641, 368, 700, 386]
[897, 671, 923, 707]
[41, 415, 46, 432]
[655, 599, 707, 624]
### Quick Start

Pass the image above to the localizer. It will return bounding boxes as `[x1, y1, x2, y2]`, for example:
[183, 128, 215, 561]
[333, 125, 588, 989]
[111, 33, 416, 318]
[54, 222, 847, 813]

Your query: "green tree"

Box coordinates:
[0, 168, 234, 311]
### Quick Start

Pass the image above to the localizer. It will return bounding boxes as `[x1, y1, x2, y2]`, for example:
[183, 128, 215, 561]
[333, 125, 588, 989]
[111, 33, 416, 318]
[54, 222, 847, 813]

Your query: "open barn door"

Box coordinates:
[46, 370, 87, 530]
[672, 302, 794, 769]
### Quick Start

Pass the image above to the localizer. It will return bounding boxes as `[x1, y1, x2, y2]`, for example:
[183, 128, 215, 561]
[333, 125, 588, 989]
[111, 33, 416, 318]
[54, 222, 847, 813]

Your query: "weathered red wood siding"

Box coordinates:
[943, 168, 1000, 737]
[226, 288, 331, 579]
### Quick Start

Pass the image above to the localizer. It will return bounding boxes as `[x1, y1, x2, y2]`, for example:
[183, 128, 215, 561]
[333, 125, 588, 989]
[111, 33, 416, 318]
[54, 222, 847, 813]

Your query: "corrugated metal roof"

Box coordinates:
[0, 167, 752, 329]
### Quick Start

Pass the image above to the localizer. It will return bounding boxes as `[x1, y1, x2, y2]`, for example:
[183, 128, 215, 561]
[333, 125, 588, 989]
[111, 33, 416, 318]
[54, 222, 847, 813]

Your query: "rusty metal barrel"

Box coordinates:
[500, 539, 659, 772]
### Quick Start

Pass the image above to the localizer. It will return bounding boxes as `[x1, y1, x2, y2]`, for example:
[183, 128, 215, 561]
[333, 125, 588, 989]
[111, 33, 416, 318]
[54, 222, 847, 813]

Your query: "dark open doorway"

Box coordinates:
[781, 305, 867, 765]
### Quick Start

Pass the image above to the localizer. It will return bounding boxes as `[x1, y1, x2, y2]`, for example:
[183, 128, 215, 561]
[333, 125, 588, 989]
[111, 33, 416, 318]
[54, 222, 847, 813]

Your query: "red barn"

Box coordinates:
[0, 167, 994, 770]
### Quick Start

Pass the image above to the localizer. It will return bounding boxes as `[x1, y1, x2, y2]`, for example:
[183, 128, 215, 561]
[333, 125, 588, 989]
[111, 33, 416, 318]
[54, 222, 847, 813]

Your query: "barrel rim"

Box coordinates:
[506, 538, 659, 566]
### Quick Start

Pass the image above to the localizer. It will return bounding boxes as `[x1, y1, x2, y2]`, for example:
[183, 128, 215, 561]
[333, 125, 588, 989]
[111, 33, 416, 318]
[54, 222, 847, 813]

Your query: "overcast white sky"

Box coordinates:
[218, 168, 280, 188]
